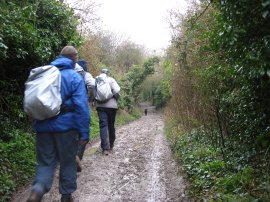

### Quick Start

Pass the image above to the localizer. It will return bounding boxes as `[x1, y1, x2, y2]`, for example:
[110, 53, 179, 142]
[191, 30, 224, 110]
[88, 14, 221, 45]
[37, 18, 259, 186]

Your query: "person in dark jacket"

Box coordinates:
[27, 46, 90, 202]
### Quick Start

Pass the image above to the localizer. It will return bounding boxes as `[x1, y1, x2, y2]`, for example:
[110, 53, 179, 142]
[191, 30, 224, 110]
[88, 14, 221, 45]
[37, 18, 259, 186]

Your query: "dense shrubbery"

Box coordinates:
[165, 0, 270, 200]
[152, 60, 172, 108]
[139, 58, 172, 109]
[0, 130, 35, 202]
[0, 0, 81, 82]
[0, 0, 82, 139]
[118, 57, 157, 111]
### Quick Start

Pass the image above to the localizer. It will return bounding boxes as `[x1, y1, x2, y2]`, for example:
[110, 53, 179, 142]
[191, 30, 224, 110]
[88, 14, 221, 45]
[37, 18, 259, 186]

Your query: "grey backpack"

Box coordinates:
[95, 74, 113, 103]
[23, 65, 62, 120]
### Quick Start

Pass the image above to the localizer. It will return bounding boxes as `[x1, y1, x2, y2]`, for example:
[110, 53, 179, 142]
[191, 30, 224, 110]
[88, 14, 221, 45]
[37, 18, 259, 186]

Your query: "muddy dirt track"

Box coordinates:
[11, 112, 191, 202]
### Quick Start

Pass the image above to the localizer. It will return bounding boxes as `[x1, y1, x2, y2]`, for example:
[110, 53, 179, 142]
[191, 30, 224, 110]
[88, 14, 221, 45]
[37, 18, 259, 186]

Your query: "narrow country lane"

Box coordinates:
[11, 112, 191, 202]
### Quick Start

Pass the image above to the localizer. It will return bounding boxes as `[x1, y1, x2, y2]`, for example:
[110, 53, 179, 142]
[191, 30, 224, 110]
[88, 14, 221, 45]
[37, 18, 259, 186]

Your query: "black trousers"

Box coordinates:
[96, 107, 117, 150]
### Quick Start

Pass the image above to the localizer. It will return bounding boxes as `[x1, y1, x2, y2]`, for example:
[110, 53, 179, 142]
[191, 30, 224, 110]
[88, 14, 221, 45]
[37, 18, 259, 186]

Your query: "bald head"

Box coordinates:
[60, 46, 78, 63]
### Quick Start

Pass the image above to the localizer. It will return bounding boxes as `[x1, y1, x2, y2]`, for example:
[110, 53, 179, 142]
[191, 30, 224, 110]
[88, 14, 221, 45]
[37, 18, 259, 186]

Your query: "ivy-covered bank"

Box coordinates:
[165, 0, 270, 201]
[166, 123, 270, 201]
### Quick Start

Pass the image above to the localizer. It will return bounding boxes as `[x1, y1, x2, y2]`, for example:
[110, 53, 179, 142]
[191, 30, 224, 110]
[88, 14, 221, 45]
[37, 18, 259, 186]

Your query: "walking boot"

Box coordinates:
[102, 150, 109, 155]
[26, 191, 43, 202]
[61, 194, 74, 202]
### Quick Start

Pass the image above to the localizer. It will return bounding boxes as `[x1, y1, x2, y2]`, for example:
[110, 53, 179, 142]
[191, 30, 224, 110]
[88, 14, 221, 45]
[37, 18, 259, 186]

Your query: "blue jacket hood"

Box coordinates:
[50, 56, 75, 70]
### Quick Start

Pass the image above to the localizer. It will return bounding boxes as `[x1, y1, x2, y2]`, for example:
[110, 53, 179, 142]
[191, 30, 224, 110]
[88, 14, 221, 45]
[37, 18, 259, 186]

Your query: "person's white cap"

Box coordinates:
[101, 68, 109, 74]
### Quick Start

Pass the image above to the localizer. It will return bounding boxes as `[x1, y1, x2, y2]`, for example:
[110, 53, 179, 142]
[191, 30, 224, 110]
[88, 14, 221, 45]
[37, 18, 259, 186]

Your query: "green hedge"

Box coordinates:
[0, 130, 35, 202]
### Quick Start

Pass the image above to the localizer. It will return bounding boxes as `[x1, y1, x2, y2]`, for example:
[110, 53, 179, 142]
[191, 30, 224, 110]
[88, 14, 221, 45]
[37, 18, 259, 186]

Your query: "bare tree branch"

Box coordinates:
[64, 0, 101, 34]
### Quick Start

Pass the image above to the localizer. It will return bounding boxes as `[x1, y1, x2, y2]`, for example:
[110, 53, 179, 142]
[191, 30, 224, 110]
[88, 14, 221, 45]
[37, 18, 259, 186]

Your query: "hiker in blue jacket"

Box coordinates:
[27, 46, 90, 202]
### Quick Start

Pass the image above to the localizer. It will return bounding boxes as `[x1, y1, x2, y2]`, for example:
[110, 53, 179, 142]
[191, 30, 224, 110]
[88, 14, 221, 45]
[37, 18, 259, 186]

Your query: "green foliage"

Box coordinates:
[199, 160, 225, 173]
[143, 59, 172, 109]
[119, 57, 158, 111]
[116, 108, 142, 126]
[165, 1, 270, 200]
[166, 124, 270, 201]
[0, 0, 82, 140]
[208, 0, 270, 141]
[256, 131, 270, 149]
[0, 0, 82, 82]
[0, 80, 30, 141]
[0, 130, 35, 201]
[216, 167, 254, 193]
[0, 174, 15, 202]
[89, 109, 100, 140]
[153, 80, 171, 108]
[143, 57, 158, 75]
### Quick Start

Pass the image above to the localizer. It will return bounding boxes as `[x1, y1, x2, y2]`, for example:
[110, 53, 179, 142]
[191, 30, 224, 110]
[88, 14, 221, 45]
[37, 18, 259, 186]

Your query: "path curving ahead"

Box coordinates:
[11, 112, 191, 202]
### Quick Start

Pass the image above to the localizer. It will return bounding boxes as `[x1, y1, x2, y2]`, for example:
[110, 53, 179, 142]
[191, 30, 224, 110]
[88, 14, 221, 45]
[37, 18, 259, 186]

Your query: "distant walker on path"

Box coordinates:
[144, 108, 148, 116]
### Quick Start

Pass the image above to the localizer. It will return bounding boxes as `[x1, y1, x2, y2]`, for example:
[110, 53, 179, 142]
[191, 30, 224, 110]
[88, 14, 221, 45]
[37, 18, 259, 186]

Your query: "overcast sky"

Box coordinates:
[66, 0, 188, 53]
[99, 0, 188, 52]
